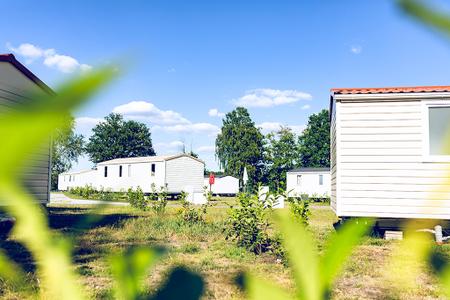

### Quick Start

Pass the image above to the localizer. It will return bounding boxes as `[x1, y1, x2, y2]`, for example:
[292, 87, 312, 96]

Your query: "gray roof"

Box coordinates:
[287, 167, 330, 173]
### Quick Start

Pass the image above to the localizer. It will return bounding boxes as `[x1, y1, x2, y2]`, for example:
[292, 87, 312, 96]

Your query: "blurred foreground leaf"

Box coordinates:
[110, 247, 162, 300]
[151, 266, 204, 300]
[0, 66, 116, 299]
[399, 0, 450, 35]
[242, 212, 372, 300]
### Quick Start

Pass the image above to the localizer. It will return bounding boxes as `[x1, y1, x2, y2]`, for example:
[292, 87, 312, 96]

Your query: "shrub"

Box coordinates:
[127, 187, 147, 210]
[203, 186, 213, 202]
[177, 199, 208, 224]
[150, 184, 169, 215]
[224, 192, 273, 254]
[289, 198, 310, 225]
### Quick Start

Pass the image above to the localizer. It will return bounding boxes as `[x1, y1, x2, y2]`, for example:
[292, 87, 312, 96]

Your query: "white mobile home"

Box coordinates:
[59, 154, 205, 194]
[0, 54, 53, 205]
[330, 86, 450, 220]
[286, 168, 330, 198]
[203, 175, 239, 196]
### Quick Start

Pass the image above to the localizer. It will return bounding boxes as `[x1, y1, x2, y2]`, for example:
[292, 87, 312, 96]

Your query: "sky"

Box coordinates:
[3, 0, 450, 170]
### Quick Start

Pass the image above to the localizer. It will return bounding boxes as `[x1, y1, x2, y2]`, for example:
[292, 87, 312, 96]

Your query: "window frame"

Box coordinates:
[319, 174, 323, 185]
[119, 165, 122, 177]
[151, 163, 156, 176]
[422, 100, 450, 162]
[296, 174, 302, 186]
[104, 166, 108, 177]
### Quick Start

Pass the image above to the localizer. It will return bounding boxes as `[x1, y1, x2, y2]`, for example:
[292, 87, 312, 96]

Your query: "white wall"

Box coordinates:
[58, 170, 98, 191]
[165, 156, 204, 193]
[333, 94, 450, 219]
[286, 172, 331, 198]
[96, 161, 166, 193]
[59, 155, 205, 194]
[203, 176, 239, 195]
[0, 62, 51, 204]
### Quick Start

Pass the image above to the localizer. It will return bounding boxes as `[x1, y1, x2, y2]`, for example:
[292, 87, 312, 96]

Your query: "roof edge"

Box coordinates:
[331, 85, 450, 95]
[0, 53, 54, 95]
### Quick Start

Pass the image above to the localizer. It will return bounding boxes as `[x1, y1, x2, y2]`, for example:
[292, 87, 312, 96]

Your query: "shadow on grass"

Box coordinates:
[0, 207, 139, 276]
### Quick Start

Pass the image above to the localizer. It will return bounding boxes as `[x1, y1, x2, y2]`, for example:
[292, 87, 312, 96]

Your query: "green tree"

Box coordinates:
[51, 118, 84, 190]
[264, 127, 299, 190]
[215, 107, 264, 190]
[298, 109, 330, 167]
[85, 113, 155, 163]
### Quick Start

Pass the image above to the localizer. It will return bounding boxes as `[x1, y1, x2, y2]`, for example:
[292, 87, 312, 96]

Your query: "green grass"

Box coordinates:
[0, 203, 447, 299]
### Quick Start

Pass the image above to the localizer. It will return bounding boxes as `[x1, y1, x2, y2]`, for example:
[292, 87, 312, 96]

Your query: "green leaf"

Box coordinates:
[151, 266, 204, 300]
[399, 0, 450, 35]
[110, 247, 162, 300]
[242, 273, 292, 300]
[0, 66, 116, 299]
[319, 219, 373, 297]
[275, 211, 320, 300]
[0, 66, 116, 179]
[0, 249, 26, 289]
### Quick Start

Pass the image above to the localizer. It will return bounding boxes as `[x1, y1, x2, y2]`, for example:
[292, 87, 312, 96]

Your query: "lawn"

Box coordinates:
[0, 202, 447, 299]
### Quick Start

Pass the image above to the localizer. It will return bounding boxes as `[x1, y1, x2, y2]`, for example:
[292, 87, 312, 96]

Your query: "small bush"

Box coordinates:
[224, 192, 273, 254]
[150, 184, 168, 215]
[127, 187, 147, 210]
[289, 198, 310, 225]
[177, 199, 208, 224]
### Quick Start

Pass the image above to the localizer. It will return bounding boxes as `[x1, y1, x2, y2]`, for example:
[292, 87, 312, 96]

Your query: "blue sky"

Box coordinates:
[3, 0, 450, 170]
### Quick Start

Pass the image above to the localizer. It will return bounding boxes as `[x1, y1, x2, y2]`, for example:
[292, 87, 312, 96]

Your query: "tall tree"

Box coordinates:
[264, 127, 299, 191]
[298, 109, 330, 167]
[51, 118, 84, 190]
[215, 107, 264, 190]
[86, 113, 155, 163]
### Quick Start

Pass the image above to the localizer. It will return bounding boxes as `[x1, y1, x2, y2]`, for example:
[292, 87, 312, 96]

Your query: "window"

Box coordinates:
[319, 174, 323, 185]
[128, 165, 131, 177]
[151, 163, 156, 176]
[297, 175, 302, 186]
[104, 166, 108, 177]
[119, 165, 122, 177]
[424, 103, 450, 161]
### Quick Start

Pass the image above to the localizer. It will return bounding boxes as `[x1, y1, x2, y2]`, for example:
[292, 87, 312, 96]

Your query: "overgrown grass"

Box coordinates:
[0, 204, 448, 299]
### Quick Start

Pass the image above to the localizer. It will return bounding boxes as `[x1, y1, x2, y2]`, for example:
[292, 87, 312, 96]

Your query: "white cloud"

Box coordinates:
[113, 101, 190, 125]
[7, 42, 92, 73]
[75, 117, 103, 126]
[196, 145, 215, 153]
[168, 67, 176, 73]
[232, 88, 312, 108]
[157, 122, 219, 135]
[74, 117, 103, 137]
[154, 140, 185, 154]
[301, 104, 311, 110]
[208, 108, 225, 118]
[258, 122, 306, 135]
[350, 45, 362, 54]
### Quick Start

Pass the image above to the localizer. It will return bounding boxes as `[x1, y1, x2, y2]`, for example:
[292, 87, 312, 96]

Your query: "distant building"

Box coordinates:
[203, 175, 239, 196]
[0, 54, 54, 205]
[286, 168, 331, 198]
[58, 154, 204, 194]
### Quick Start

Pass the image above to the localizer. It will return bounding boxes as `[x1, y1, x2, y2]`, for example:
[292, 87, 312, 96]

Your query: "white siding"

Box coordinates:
[286, 172, 331, 197]
[335, 97, 450, 219]
[0, 62, 50, 204]
[204, 176, 239, 195]
[330, 100, 337, 212]
[165, 157, 204, 193]
[96, 161, 166, 193]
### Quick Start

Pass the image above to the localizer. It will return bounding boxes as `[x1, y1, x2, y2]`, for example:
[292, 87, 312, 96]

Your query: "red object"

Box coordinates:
[331, 85, 450, 95]
[209, 173, 215, 185]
